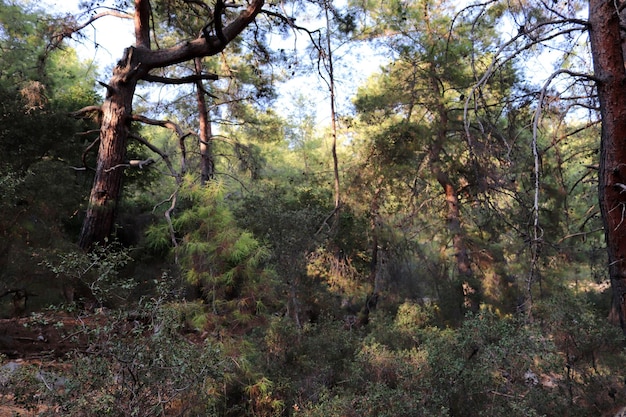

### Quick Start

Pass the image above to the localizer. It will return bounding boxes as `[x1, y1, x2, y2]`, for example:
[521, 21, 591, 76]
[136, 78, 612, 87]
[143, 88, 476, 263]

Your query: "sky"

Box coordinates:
[41, 1, 135, 69]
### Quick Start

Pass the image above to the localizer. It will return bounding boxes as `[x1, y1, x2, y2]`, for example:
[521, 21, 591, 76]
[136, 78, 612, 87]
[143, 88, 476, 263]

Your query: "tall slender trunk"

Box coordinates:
[194, 58, 214, 185]
[323, 0, 340, 220]
[368, 175, 384, 291]
[588, 0, 626, 331]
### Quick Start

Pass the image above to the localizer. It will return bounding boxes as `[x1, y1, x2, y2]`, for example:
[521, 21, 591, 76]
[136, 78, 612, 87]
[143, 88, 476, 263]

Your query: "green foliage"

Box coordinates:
[65, 309, 223, 416]
[261, 315, 359, 412]
[295, 312, 568, 417]
[42, 240, 134, 308]
[147, 180, 279, 328]
[0, 1, 101, 314]
[0, 2, 99, 172]
[534, 290, 625, 413]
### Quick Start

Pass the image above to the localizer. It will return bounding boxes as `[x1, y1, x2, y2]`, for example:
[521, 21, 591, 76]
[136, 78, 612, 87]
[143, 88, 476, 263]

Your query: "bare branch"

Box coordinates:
[142, 73, 219, 84]
[80, 137, 100, 171]
[50, 10, 133, 49]
[464, 22, 589, 138]
[131, 114, 184, 137]
[97, 81, 117, 97]
[556, 228, 604, 244]
[164, 191, 179, 250]
[261, 8, 321, 44]
[129, 133, 181, 183]
[103, 158, 156, 172]
[131, 114, 194, 177]
[70, 105, 102, 119]
[75, 129, 101, 136]
[153, 189, 180, 251]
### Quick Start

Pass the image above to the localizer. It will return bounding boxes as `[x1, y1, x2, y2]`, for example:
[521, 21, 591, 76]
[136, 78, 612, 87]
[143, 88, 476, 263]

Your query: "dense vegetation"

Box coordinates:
[1, 0, 625, 416]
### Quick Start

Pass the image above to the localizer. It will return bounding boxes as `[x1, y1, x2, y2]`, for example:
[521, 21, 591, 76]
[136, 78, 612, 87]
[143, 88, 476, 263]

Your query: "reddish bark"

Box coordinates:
[194, 58, 215, 184]
[428, 71, 477, 314]
[588, 0, 626, 331]
[78, 0, 264, 250]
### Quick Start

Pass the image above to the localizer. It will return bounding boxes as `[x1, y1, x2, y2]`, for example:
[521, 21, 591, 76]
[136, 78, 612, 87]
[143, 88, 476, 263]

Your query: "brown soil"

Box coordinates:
[0, 312, 102, 360]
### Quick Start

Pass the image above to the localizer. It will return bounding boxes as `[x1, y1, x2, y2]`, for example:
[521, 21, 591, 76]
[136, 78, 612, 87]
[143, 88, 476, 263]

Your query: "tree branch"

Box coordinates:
[79, 137, 100, 172]
[131, 114, 184, 136]
[131, 114, 194, 177]
[70, 105, 102, 119]
[142, 73, 218, 84]
[50, 10, 133, 50]
[140, 0, 264, 70]
[129, 134, 181, 183]
[103, 158, 156, 172]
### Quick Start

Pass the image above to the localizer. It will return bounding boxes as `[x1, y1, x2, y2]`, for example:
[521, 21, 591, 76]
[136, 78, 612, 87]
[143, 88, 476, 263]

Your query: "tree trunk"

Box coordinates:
[427, 70, 478, 314]
[588, 0, 626, 331]
[77, 0, 264, 250]
[194, 58, 215, 184]
[78, 48, 140, 250]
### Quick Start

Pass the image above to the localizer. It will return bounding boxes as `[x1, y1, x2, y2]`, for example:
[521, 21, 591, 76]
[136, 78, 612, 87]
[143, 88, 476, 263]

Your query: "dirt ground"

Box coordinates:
[0, 312, 100, 360]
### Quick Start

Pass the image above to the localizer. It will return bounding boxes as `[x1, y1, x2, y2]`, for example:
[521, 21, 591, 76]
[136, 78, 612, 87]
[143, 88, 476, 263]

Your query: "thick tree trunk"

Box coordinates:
[77, 0, 264, 250]
[78, 48, 141, 250]
[588, 0, 626, 331]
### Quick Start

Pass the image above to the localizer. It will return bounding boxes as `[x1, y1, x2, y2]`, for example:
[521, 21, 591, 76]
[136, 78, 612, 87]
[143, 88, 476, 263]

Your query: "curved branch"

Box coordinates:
[80, 136, 100, 171]
[70, 105, 102, 119]
[51, 10, 132, 49]
[261, 8, 321, 43]
[131, 114, 184, 137]
[140, 0, 264, 70]
[131, 114, 195, 176]
[103, 158, 155, 172]
[463, 23, 588, 142]
[129, 133, 181, 183]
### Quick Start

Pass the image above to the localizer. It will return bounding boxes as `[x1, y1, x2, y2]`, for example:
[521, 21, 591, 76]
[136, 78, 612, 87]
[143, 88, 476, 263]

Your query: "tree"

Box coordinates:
[349, 0, 529, 317]
[71, 0, 265, 250]
[588, 0, 626, 330]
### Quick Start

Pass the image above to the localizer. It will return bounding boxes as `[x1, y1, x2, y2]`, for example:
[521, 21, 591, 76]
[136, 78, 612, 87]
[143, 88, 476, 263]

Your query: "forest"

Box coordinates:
[1, 0, 626, 415]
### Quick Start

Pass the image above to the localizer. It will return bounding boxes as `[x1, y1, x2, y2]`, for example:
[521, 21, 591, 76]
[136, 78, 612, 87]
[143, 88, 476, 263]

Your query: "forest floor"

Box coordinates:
[0, 311, 117, 415]
[0, 313, 97, 360]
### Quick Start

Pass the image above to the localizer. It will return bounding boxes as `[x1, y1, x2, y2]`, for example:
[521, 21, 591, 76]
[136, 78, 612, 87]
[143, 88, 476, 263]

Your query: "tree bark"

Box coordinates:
[194, 58, 215, 184]
[588, 0, 626, 331]
[78, 49, 138, 250]
[78, 0, 264, 250]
